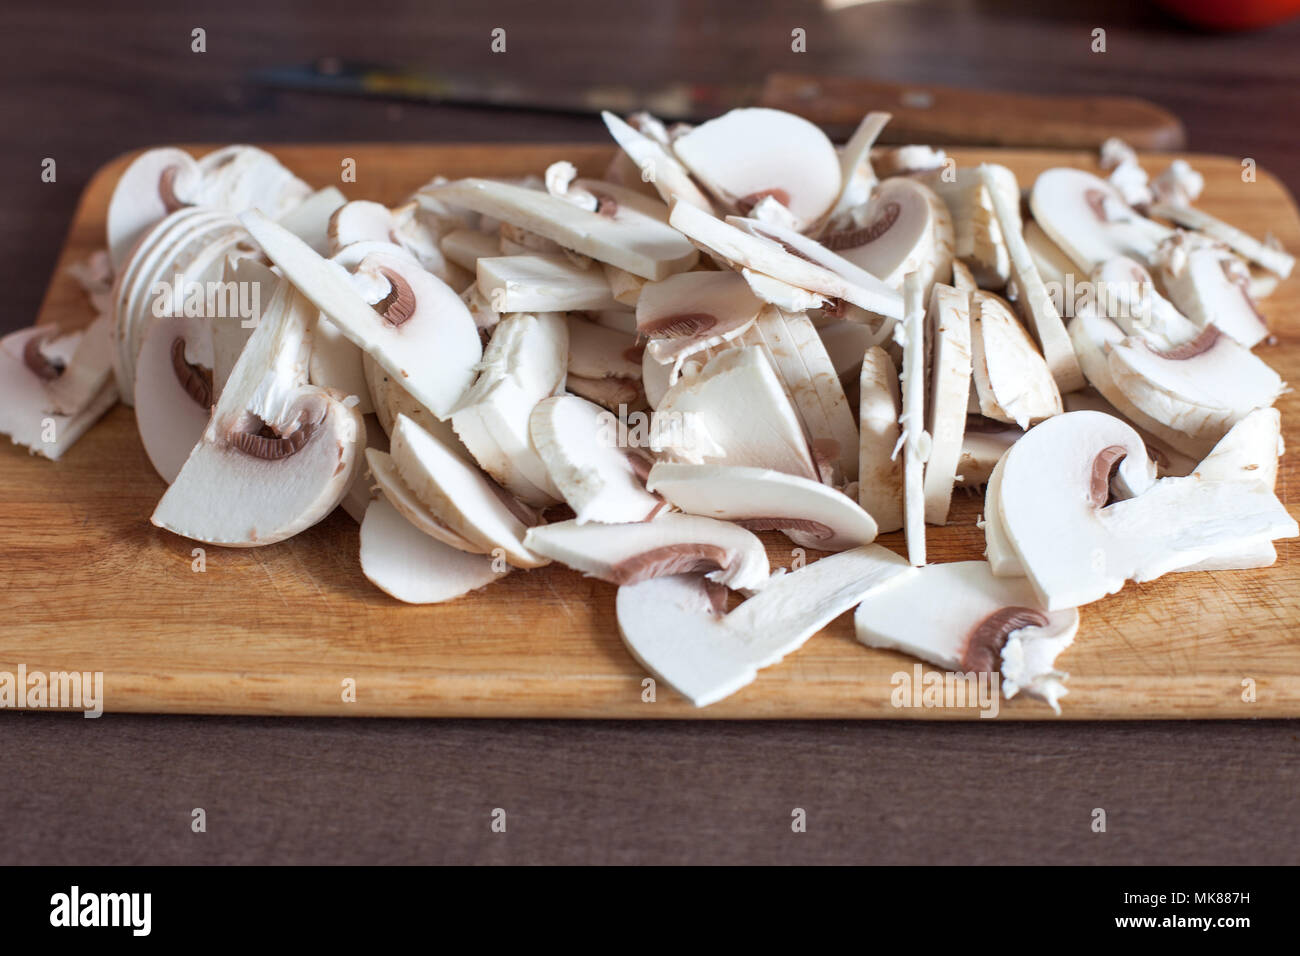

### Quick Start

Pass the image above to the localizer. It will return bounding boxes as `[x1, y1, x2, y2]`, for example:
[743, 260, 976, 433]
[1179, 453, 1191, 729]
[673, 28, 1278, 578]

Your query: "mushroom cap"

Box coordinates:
[524, 513, 769, 591]
[615, 544, 911, 707]
[529, 395, 661, 524]
[646, 461, 878, 552]
[671, 108, 842, 229]
[359, 498, 503, 605]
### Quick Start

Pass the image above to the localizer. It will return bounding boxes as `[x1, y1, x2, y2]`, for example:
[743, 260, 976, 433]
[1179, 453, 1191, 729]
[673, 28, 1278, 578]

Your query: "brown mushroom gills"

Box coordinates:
[733, 517, 835, 540]
[822, 201, 901, 251]
[229, 410, 323, 461]
[961, 606, 1051, 674]
[170, 338, 214, 408]
[372, 268, 417, 326]
[1090, 445, 1129, 508]
[22, 333, 65, 381]
[607, 543, 732, 586]
[639, 313, 718, 339]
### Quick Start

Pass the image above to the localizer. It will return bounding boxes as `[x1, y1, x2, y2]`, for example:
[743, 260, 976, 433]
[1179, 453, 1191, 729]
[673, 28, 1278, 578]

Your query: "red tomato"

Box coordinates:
[1156, 0, 1300, 29]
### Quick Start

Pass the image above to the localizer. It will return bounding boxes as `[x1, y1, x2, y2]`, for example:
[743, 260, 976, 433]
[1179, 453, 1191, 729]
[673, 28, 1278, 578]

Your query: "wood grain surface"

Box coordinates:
[6, 142, 1299, 720]
[4, 0, 1300, 867]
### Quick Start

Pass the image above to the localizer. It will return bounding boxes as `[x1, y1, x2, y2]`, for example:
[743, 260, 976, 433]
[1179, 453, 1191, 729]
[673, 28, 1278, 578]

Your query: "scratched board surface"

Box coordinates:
[3, 143, 1299, 719]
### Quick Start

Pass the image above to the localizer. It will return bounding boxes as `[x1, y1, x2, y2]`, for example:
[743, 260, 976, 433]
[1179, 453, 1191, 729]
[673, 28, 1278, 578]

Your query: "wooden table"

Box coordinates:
[3, 0, 1299, 865]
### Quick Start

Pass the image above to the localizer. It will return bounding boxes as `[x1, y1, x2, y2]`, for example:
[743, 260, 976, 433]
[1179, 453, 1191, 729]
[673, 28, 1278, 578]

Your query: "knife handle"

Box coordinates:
[758, 73, 1186, 150]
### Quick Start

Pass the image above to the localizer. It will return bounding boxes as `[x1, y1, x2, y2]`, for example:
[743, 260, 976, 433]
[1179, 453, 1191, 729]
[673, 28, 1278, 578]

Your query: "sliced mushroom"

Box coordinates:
[670, 107, 842, 229]
[438, 228, 502, 273]
[451, 312, 568, 507]
[993, 410, 1295, 609]
[524, 513, 769, 591]
[603, 262, 647, 307]
[616, 544, 912, 707]
[957, 420, 1022, 488]
[1029, 167, 1172, 271]
[818, 176, 954, 304]
[44, 309, 114, 416]
[241, 211, 482, 420]
[980, 165, 1084, 392]
[529, 395, 661, 524]
[668, 200, 903, 321]
[600, 111, 716, 215]
[421, 177, 698, 280]
[858, 345, 904, 533]
[133, 315, 214, 483]
[191, 145, 311, 220]
[853, 560, 1079, 712]
[1091, 255, 1200, 350]
[969, 291, 1062, 430]
[1106, 326, 1283, 447]
[1150, 201, 1294, 279]
[652, 346, 818, 480]
[748, 307, 860, 486]
[359, 498, 503, 605]
[922, 284, 973, 525]
[646, 462, 877, 552]
[897, 273, 929, 566]
[1153, 233, 1269, 348]
[389, 412, 546, 569]
[1023, 220, 1077, 290]
[924, 164, 1016, 289]
[739, 268, 830, 314]
[949, 258, 978, 295]
[106, 147, 202, 270]
[636, 270, 763, 369]
[477, 253, 618, 313]
[1061, 387, 1197, 478]
[276, 186, 346, 255]
[0, 321, 118, 460]
[365, 448, 485, 552]
[150, 277, 365, 546]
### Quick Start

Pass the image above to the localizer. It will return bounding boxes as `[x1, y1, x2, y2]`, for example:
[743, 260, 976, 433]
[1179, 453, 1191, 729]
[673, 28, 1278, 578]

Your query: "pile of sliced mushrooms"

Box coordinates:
[4, 110, 1296, 712]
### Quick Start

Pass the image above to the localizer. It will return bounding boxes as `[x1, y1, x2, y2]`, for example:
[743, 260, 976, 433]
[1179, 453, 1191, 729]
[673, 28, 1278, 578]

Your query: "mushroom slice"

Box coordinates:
[670, 108, 842, 229]
[106, 147, 202, 270]
[1106, 326, 1283, 446]
[813, 111, 890, 233]
[858, 346, 904, 533]
[1091, 256, 1200, 350]
[896, 274, 929, 566]
[980, 165, 1084, 393]
[636, 270, 762, 367]
[525, 513, 768, 590]
[1153, 234, 1269, 348]
[133, 315, 214, 483]
[740, 268, 831, 314]
[957, 419, 1021, 488]
[359, 498, 503, 605]
[477, 254, 618, 313]
[451, 312, 568, 507]
[995, 410, 1296, 610]
[949, 258, 978, 296]
[819, 177, 955, 304]
[439, 228, 502, 273]
[150, 279, 365, 546]
[1061, 388, 1196, 478]
[1175, 408, 1287, 572]
[616, 544, 912, 707]
[602, 263, 646, 307]
[0, 323, 118, 460]
[923, 165, 1016, 289]
[365, 448, 485, 552]
[1023, 221, 1077, 290]
[213, 257, 274, 401]
[854, 560, 1079, 713]
[668, 201, 903, 320]
[565, 313, 643, 397]
[969, 291, 1062, 430]
[922, 284, 973, 525]
[748, 307, 860, 485]
[600, 111, 716, 215]
[1068, 308, 1215, 459]
[362, 353, 476, 467]
[652, 346, 818, 480]
[191, 145, 311, 219]
[641, 346, 675, 410]
[389, 413, 546, 568]
[1150, 201, 1294, 279]
[529, 395, 661, 524]
[44, 311, 115, 416]
[980, 452, 1023, 577]
[647, 462, 878, 552]
[421, 177, 698, 280]
[241, 210, 482, 420]
[1029, 167, 1172, 271]
[276, 186, 346, 255]
[567, 374, 646, 413]
[328, 200, 396, 252]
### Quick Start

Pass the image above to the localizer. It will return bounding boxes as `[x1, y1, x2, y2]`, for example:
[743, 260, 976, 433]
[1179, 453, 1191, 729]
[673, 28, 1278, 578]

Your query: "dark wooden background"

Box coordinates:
[2, 0, 1299, 864]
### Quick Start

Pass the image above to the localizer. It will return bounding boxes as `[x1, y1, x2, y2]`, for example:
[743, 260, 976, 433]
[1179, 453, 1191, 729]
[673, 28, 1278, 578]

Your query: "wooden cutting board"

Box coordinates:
[6, 143, 1300, 720]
